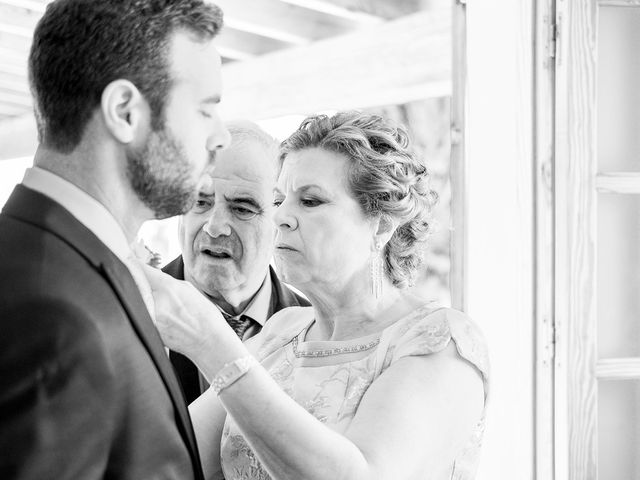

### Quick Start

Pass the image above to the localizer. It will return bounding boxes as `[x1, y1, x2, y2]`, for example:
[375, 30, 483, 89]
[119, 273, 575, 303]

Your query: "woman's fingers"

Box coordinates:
[141, 263, 171, 292]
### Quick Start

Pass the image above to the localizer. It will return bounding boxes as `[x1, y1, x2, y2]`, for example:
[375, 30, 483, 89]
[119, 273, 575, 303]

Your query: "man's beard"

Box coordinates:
[126, 127, 198, 219]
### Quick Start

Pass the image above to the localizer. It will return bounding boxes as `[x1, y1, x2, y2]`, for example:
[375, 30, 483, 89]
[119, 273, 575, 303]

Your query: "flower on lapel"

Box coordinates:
[131, 238, 162, 268]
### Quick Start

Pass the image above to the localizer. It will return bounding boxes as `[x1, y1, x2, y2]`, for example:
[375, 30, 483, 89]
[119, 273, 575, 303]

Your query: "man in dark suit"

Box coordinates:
[0, 1, 230, 478]
[163, 121, 310, 403]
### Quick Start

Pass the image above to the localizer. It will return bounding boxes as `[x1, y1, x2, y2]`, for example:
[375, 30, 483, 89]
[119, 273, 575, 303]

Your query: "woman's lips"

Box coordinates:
[275, 243, 298, 252]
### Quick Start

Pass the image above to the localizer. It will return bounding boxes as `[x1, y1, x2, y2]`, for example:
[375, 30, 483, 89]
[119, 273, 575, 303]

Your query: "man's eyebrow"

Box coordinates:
[226, 194, 262, 209]
[197, 191, 214, 199]
[201, 95, 221, 105]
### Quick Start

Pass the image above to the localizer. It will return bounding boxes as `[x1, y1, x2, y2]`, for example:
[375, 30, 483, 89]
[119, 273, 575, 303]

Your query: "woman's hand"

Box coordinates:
[142, 265, 242, 377]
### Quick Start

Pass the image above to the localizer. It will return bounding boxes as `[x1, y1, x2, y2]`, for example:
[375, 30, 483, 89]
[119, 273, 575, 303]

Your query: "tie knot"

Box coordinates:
[226, 314, 253, 339]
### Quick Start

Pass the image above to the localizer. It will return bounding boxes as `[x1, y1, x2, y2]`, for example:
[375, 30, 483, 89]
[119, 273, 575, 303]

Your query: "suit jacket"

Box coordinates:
[0, 185, 204, 480]
[162, 256, 310, 404]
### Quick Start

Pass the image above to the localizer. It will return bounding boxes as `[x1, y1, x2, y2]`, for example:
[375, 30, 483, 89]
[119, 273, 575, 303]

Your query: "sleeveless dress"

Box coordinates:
[219, 305, 489, 480]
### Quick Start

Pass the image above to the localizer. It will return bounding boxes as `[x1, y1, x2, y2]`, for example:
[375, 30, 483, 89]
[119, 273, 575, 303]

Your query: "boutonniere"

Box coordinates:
[131, 238, 162, 268]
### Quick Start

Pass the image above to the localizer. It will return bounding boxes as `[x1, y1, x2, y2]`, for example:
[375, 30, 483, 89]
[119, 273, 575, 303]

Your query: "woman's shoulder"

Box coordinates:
[253, 306, 314, 360]
[383, 306, 489, 385]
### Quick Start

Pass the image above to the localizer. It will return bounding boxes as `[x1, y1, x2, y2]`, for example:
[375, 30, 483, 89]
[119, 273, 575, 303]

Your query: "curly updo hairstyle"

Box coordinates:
[279, 111, 438, 289]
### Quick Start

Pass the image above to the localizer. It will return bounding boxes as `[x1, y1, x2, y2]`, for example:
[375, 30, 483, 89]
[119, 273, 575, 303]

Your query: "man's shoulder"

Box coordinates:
[269, 267, 311, 310]
[281, 283, 311, 308]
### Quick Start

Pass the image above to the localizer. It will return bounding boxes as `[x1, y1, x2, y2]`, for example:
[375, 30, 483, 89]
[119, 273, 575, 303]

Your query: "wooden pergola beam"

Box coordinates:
[0, 8, 450, 161]
[213, 0, 372, 43]
[0, 112, 36, 159]
[220, 8, 451, 120]
[278, 0, 383, 24]
[215, 26, 293, 59]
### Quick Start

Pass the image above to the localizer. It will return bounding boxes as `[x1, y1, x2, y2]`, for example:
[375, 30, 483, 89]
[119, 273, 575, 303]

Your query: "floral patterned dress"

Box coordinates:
[219, 305, 490, 480]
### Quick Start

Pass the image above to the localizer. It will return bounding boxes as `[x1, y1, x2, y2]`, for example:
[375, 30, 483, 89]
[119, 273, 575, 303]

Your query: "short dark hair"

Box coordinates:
[28, 0, 223, 153]
[280, 111, 438, 288]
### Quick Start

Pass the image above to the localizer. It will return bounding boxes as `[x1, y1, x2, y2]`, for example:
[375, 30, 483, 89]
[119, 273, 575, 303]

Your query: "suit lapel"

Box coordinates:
[3, 185, 202, 476]
[100, 260, 200, 461]
[269, 265, 308, 310]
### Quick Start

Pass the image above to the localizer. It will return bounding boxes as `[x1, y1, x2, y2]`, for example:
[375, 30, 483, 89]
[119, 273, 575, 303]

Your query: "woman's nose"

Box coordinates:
[273, 201, 298, 231]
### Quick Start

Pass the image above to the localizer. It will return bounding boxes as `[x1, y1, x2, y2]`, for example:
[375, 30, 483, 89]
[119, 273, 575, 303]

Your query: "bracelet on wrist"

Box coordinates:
[211, 356, 259, 395]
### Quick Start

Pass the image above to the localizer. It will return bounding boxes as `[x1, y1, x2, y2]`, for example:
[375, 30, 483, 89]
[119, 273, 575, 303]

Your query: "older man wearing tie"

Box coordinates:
[163, 121, 310, 403]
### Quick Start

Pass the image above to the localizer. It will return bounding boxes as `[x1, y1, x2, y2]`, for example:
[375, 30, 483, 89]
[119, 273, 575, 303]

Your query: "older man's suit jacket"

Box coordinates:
[0, 185, 204, 480]
[162, 256, 310, 403]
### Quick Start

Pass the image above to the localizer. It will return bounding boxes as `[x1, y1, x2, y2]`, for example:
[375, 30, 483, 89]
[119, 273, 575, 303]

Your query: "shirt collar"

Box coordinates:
[218, 273, 272, 327]
[22, 166, 131, 263]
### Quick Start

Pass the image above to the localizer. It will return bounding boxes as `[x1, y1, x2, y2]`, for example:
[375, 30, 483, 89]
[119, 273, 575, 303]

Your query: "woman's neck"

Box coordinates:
[303, 279, 414, 342]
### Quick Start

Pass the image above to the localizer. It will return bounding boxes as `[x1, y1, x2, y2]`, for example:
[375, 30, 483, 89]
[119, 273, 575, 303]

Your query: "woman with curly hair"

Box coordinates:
[146, 111, 489, 480]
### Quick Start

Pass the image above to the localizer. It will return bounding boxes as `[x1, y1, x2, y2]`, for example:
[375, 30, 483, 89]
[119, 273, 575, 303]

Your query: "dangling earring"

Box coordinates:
[370, 239, 383, 299]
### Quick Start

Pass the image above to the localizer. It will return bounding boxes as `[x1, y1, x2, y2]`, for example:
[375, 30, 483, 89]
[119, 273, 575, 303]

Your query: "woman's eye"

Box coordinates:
[200, 110, 212, 119]
[301, 198, 322, 207]
[273, 199, 283, 207]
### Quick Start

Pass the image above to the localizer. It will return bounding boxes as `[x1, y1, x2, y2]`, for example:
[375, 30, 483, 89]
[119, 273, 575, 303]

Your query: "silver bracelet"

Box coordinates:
[211, 356, 259, 395]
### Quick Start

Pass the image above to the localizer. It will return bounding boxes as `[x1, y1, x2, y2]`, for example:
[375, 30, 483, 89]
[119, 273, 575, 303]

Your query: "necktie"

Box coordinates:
[226, 314, 254, 340]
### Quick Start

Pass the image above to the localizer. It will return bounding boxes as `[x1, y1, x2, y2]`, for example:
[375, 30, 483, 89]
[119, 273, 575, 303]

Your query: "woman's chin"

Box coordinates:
[277, 267, 309, 291]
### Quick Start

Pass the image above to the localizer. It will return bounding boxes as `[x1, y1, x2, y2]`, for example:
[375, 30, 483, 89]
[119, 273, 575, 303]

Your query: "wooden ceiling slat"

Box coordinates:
[223, 18, 309, 45]
[284, 0, 426, 19]
[217, 9, 452, 121]
[0, 4, 41, 29]
[0, 1, 448, 159]
[0, 63, 27, 76]
[0, 76, 29, 92]
[279, 0, 384, 23]
[0, 32, 31, 53]
[212, 0, 368, 43]
[0, 0, 47, 13]
[0, 89, 31, 106]
[0, 112, 36, 158]
[216, 46, 253, 62]
[0, 100, 29, 115]
[0, 70, 27, 83]
[0, 46, 28, 64]
[0, 22, 32, 38]
[216, 26, 294, 57]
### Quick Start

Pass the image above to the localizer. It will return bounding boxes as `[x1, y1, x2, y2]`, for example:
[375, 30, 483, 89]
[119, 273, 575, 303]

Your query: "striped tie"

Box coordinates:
[226, 314, 253, 340]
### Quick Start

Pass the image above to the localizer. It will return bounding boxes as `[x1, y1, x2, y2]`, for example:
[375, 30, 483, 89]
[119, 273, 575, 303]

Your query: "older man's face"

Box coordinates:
[180, 140, 278, 302]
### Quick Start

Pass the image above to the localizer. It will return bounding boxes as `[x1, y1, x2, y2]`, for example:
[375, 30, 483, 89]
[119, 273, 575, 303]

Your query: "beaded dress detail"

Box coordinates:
[219, 305, 489, 480]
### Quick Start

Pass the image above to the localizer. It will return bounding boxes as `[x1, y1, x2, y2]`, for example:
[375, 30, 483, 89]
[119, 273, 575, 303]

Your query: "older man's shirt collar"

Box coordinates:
[216, 272, 273, 327]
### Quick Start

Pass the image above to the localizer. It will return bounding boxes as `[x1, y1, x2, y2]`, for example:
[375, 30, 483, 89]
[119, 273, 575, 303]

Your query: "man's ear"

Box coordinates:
[100, 79, 149, 144]
[372, 215, 398, 251]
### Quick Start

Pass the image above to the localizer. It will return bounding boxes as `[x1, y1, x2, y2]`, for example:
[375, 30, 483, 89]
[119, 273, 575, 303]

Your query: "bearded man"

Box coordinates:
[0, 1, 229, 479]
